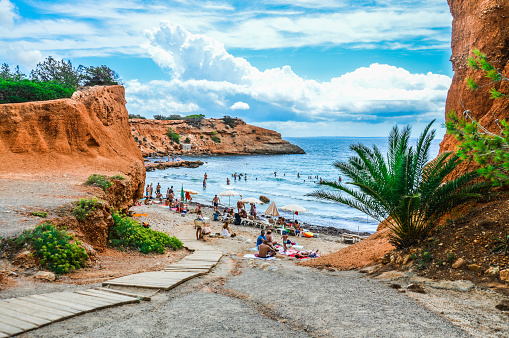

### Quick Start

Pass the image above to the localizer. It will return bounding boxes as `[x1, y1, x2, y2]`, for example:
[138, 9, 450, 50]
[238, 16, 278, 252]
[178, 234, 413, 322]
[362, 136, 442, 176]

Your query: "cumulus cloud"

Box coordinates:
[230, 101, 250, 110]
[0, 0, 16, 29]
[129, 23, 451, 124]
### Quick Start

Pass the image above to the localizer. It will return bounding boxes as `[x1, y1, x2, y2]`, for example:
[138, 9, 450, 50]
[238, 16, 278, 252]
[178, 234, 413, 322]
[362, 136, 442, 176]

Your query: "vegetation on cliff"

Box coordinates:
[447, 49, 509, 186]
[311, 121, 488, 248]
[0, 57, 121, 104]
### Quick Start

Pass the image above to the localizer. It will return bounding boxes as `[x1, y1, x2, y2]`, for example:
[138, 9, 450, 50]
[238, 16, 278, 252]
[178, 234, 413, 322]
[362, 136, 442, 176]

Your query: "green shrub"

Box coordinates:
[252, 129, 256, 133]
[110, 174, 125, 181]
[222, 115, 237, 128]
[31, 211, 48, 218]
[129, 114, 146, 119]
[85, 174, 112, 191]
[167, 128, 180, 144]
[19, 222, 88, 274]
[108, 211, 182, 254]
[211, 136, 221, 143]
[211, 131, 218, 135]
[184, 137, 191, 144]
[0, 79, 74, 104]
[72, 197, 101, 221]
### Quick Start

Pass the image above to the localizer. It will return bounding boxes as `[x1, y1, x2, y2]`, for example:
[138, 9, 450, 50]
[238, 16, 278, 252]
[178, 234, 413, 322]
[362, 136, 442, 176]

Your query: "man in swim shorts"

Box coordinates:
[212, 195, 220, 211]
[258, 240, 276, 258]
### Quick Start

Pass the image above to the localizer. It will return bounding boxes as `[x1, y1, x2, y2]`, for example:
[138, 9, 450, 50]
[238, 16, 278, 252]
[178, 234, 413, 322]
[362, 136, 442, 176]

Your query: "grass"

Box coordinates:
[31, 211, 48, 218]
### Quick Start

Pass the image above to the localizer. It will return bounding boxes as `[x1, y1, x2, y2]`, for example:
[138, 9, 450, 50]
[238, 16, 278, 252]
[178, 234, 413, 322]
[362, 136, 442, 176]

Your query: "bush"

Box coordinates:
[19, 222, 88, 274]
[110, 174, 125, 181]
[85, 174, 112, 191]
[184, 137, 191, 144]
[167, 128, 180, 144]
[72, 198, 101, 221]
[0, 79, 74, 104]
[109, 211, 183, 254]
[31, 211, 48, 218]
[154, 114, 184, 120]
[222, 115, 237, 128]
[211, 136, 221, 143]
[129, 114, 146, 119]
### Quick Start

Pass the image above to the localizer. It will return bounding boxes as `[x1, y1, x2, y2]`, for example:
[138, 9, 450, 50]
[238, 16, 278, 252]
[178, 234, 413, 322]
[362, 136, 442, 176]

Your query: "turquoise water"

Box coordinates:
[146, 137, 441, 233]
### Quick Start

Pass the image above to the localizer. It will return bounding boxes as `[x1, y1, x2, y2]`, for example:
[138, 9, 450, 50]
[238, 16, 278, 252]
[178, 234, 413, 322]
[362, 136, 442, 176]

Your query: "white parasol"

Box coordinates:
[280, 204, 308, 220]
[239, 197, 264, 204]
[218, 190, 240, 208]
[183, 189, 199, 194]
[264, 201, 280, 217]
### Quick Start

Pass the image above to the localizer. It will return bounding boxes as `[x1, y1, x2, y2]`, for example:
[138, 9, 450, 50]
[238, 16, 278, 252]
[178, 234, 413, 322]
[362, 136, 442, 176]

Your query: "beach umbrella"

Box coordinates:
[264, 201, 280, 217]
[218, 190, 240, 208]
[183, 189, 199, 195]
[180, 185, 184, 202]
[280, 204, 308, 221]
[239, 197, 264, 204]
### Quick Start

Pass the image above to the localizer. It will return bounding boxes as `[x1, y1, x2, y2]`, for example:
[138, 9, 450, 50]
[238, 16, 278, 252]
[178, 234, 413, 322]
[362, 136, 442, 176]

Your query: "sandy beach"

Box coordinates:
[1, 201, 507, 337]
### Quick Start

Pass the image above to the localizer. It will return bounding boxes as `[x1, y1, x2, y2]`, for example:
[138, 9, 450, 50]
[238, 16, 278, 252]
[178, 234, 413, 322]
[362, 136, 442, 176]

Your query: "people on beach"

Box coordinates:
[250, 203, 257, 218]
[282, 230, 290, 252]
[185, 191, 192, 202]
[265, 230, 277, 246]
[203, 179, 207, 188]
[204, 172, 208, 180]
[274, 172, 277, 177]
[258, 240, 276, 258]
[237, 200, 244, 213]
[149, 183, 153, 198]
[293, 220, 303, 236]
[144, 196, 150, 205]
[170, 186, 174, 194]
[195, 212, 203, 240]
[297, 172, 300, 178]
[212, 195, 220, 211]
[221, 221, 231, 237]
[145, 184, 150, 198]
[156, 183, 161, 194]
[256, 230, 266, 248]
[156, 192, 163, 203]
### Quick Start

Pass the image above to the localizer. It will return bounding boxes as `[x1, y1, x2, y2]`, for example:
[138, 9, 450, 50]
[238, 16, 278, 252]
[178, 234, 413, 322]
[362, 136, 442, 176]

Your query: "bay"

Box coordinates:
[146, 136, 441, 233]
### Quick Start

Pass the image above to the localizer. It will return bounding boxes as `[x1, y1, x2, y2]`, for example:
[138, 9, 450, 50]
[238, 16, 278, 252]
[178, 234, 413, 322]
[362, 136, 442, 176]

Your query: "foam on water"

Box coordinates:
[146, 137, 441, 233]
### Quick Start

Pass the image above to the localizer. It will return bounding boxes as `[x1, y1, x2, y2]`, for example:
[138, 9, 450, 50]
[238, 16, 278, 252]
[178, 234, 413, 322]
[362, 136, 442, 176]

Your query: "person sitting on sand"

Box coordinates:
[265, 230, 278, 246]
[202, 224, 211, 236]
[256, 230, 266, 248]
[258, 240, 276, 258]
[221, 221, 231, 237]
[156, 192, 163, 203]
[190, 204, 202, 214]
[144, 196, 150, 205]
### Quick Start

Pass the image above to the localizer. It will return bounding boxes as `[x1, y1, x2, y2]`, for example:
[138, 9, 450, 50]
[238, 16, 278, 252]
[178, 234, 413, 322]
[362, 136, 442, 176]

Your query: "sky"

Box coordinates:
[0, 0, 454, 137]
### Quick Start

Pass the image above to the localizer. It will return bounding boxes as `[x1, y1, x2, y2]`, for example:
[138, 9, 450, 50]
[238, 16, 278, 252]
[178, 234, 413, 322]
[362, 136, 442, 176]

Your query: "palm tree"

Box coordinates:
[310, 120, 489, 248]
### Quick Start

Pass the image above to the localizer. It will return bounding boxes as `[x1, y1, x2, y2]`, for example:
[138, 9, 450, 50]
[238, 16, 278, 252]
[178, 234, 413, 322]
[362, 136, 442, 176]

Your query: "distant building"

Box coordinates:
[181, 143, 192, 152]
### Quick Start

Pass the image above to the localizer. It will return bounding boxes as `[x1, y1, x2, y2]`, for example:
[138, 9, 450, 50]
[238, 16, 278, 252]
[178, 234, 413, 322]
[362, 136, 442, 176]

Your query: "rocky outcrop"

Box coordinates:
[129, 118, 305, 157]
[0, 85, 146, 206]
[145, 160, 204, 172]
[440, 1, 509, 154]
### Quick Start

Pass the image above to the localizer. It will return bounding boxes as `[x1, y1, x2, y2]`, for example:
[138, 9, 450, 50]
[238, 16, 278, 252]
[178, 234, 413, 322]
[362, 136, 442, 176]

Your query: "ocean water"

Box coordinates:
[145, 137, 441, 233]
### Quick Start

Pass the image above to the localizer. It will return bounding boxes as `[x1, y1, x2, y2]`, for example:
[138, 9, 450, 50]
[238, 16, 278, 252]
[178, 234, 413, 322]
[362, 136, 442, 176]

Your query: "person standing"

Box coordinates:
[156, 182, 161, 195]
[149, 183, 153, 198]
[212, 195, 220, 211]
[203, 179, 207, 188]
[145, 184, 150, 198]
[227, 178, 230, 185]
[204, 173, 208, 180]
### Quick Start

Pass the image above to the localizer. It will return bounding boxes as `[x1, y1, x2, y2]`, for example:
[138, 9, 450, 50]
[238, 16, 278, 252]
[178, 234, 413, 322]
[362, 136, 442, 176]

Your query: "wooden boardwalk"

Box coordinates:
[0, 238, 222, 337]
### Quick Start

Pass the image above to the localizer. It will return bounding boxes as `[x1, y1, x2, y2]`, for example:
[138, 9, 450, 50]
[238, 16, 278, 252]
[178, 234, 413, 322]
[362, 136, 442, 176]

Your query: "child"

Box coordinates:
[282, 230, 289, 252]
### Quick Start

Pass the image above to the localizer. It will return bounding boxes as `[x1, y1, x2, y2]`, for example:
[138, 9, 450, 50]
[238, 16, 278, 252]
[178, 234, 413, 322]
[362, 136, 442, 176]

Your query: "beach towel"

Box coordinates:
[243, 254, 276, 260]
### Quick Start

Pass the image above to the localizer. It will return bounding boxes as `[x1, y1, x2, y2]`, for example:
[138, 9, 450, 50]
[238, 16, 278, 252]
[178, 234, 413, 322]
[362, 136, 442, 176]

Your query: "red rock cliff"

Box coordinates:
[441, 0, 509, 153]
[0, 85, 145, 210]
[129, 118, 305, 157]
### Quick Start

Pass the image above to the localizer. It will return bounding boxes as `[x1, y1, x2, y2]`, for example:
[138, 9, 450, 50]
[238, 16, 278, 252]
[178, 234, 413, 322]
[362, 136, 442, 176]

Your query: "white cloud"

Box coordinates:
[230, 101, 250, 110]
[126, 23, 451, 125]
[0, 0, 16, 29]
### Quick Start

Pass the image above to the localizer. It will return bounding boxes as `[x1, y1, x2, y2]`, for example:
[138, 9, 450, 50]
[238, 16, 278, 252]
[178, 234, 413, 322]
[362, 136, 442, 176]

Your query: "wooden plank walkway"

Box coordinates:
[0, 238, 222, 336]
[103, 240, 222, 290]
[0, 290, 140, 336]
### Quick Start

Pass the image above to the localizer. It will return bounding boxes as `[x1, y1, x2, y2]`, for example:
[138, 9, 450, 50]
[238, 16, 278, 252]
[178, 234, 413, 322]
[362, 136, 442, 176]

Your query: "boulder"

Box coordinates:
[496, 300, 509, 311]
[406, 284, 426, 294]
[485, 266, 500, 276]
[34, 271, 56, 281]
[259, 196, 270, 203]
[500, 269, 509, 282]
[429, 280, 475, 292]
[467, 264, 482, 271]
[452, 258, 466, 269]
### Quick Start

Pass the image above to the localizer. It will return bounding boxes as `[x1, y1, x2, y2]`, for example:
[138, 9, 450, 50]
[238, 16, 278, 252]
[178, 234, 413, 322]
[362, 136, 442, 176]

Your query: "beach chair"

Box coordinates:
[268, 218, 276, 225]
[341, 234, 355, 244]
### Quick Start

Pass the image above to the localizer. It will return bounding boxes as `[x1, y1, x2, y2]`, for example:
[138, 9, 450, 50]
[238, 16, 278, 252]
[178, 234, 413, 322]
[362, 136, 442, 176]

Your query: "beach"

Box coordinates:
[4, 202, 507, 337]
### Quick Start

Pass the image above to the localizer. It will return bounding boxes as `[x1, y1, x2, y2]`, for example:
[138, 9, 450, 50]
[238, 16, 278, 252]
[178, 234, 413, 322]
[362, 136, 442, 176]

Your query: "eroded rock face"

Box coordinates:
[129, 118, 305, 156]
[441, 1, 509, 155]
[0, 86, 146, 207]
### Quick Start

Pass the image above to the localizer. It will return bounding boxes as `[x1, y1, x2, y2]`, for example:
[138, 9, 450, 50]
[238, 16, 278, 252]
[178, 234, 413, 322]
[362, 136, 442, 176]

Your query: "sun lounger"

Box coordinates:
[341, 234, 355, 244]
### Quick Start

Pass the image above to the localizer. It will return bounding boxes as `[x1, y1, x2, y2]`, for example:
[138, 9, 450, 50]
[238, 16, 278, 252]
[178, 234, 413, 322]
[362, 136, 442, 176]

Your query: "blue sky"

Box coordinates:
[0, 0, 453, 137]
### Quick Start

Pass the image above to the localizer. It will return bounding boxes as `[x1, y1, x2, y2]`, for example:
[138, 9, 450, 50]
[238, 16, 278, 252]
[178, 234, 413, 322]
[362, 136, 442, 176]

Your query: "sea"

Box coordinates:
[145, 137, 441, 233]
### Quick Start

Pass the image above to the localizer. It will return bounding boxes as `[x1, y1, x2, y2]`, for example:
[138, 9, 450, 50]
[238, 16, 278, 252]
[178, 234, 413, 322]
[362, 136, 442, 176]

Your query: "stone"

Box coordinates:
[402, 254, 412, 265]
[485, 266, 500, 276]
[500, 269, 509, 282]
[376, 271, 406, 281]
[380, 253, 391, 264]
[259, 263, 270, 269]
[388, 283, 402, 289]
[406, 284, 426, 294]
[452, 258, 466, 269]
[495, 300, 509, 311]
[34, 271, 56, 281]
[259, 196, 270, 203]
[467, 264, 482, 271]
[429, 280, 475, 292]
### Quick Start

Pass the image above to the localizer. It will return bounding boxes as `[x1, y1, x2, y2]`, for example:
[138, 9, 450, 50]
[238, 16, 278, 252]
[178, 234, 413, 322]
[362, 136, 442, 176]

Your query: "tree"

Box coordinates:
[30, 56, 81, 89]
[446, 49, 509, 186]
[79, 65, 121, 86]
[0, 63, 26, 81]
[310, 121, 488, 248]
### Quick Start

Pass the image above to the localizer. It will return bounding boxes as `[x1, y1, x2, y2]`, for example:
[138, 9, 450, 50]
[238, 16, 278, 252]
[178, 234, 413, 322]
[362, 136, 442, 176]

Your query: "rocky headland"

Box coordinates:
[129, 118, 305, 157]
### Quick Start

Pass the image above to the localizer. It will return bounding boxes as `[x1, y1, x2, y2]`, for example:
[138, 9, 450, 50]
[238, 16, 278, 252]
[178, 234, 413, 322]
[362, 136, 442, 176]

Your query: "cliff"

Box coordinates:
[129, 118, 305, 157]
[440, 0, 509, 154]
[0, 85, 145, 211]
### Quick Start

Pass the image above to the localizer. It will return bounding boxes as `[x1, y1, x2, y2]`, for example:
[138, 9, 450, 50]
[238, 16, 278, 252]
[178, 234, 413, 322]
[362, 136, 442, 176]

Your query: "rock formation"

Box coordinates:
[440, 0, 509, 154]
[0, 85, 146, 210]
[129, 118, 305, 157]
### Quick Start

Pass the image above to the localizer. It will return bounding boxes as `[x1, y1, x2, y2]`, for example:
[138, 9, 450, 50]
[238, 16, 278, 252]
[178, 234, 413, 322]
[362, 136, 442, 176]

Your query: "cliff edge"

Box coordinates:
[130, 118, 305, 157]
